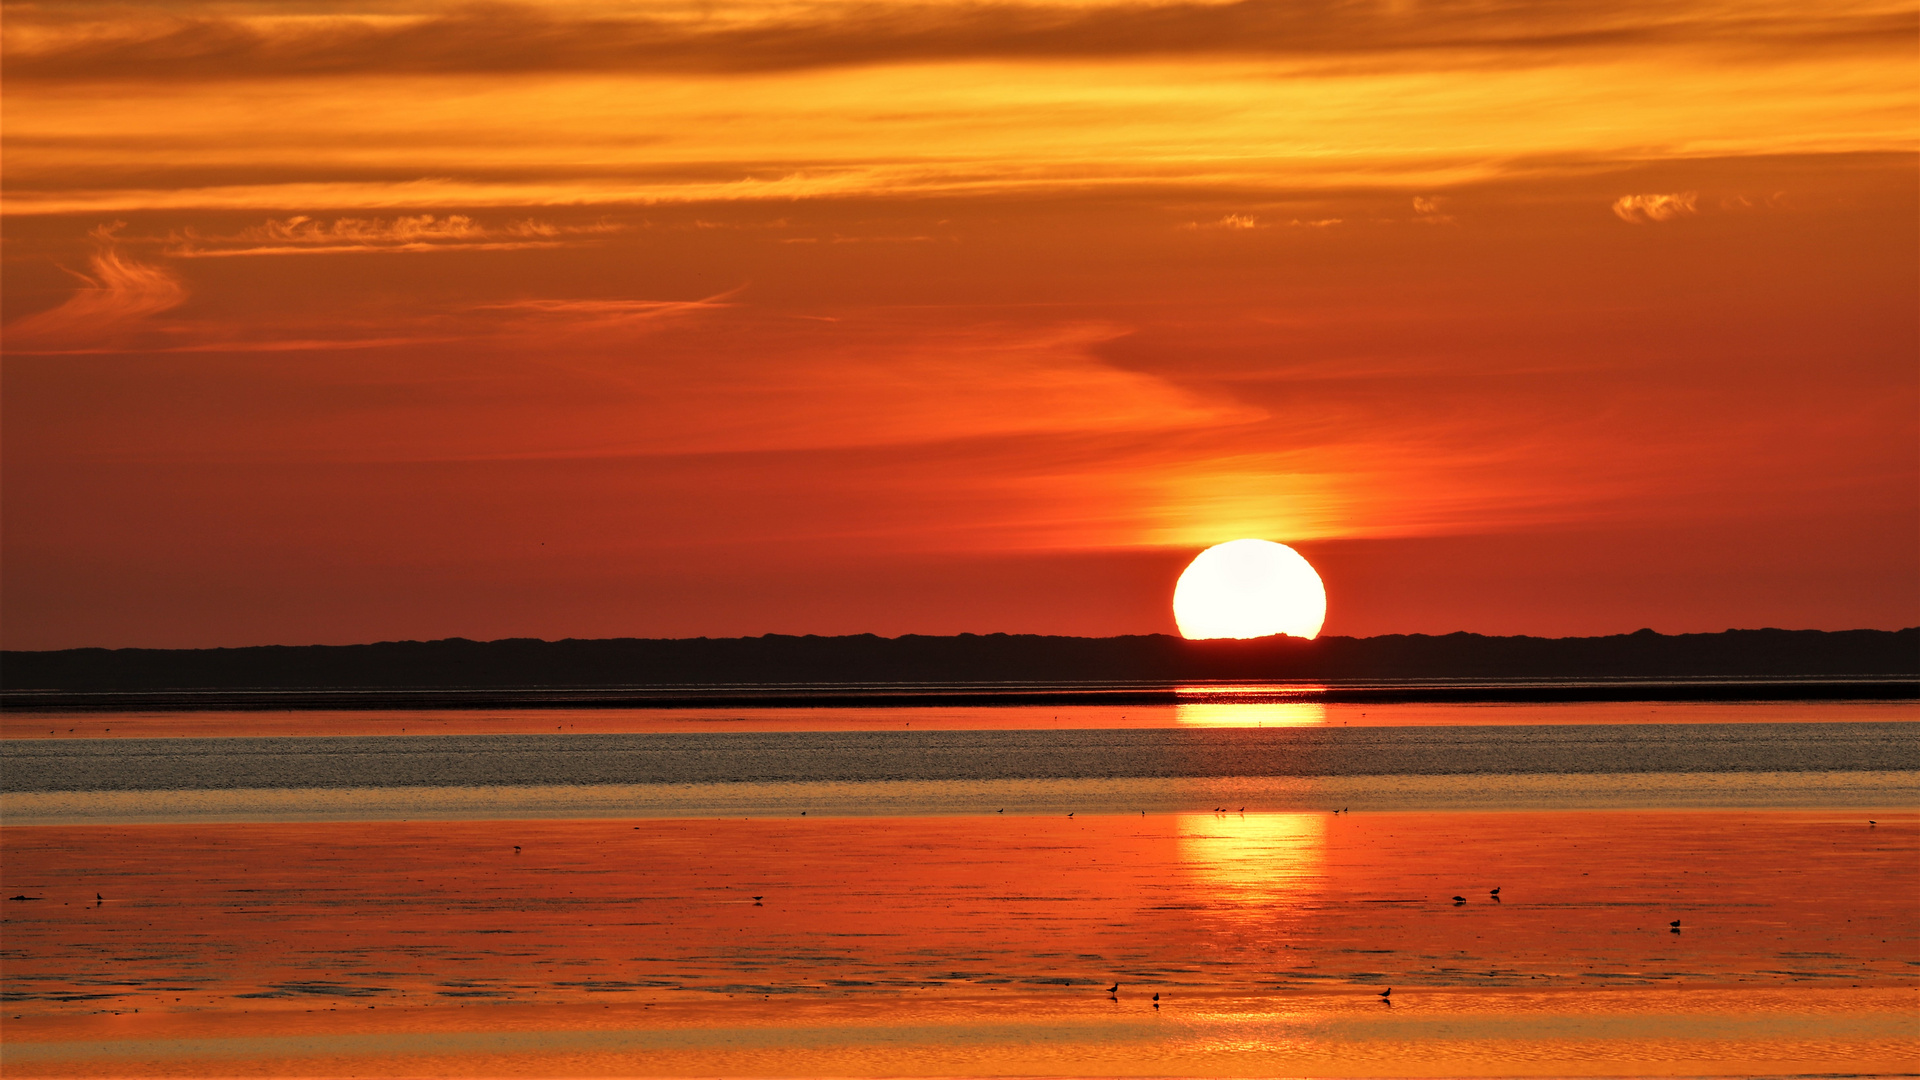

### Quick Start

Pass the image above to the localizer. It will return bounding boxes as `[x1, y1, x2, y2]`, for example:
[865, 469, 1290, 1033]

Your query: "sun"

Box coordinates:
[1173, 539, 1327, 640]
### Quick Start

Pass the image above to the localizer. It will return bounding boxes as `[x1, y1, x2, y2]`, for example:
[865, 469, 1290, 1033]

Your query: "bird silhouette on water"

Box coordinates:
[1453, 895, 1467, 904]
[1378, 988, 1392, 1001]
[753, 896, 764, 906]
[1670, 919, 1681, 932]
[1107, 982, 1120, 997]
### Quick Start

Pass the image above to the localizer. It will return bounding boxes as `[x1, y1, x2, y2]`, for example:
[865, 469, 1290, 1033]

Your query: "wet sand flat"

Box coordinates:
[9, 770, 1914, 824]
[3, 811, 1915, 1075]
[5, 987, 1916, 1077]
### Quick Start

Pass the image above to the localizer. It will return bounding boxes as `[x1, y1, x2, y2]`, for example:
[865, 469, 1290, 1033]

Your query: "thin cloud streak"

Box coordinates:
[0, 165, 1511, 216]
[5, 0, 1911, 79]
[164, 214, 618, 256]
[172, 240, 570, 257]
[7, 336, 467, 357]
[475, 291, 744, 322]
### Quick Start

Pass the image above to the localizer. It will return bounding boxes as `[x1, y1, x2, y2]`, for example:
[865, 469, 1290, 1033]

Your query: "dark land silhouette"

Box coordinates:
[2, 628, 1913, 710]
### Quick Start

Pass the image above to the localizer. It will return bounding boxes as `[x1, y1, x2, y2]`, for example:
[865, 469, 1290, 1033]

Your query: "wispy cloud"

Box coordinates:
[1182, 214, 1342, 230]
[474, 289, 744, 326]
[1612, 192, 1698, 223]
[165, 214, 619, 257]
[1412, 195, 1455, 224]
[1182, 213, 1263, 230]
[4, 226, 187, 345]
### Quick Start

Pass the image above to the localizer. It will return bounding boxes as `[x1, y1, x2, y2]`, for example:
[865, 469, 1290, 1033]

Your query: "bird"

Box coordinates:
[1490, 887, 1501, 896]
[753, 896, 764, 905]
[997, 809, 1004, 813]
[513, 846, 521, 854]
[1868, 820, 1877, 827]
[1107, 982, 1120, 995]
[1669, 920, 1681, 931]
[1378, 987, 1391, 999]
[1152, 992, 1159, 1002]
[1068, 812, 1074, 818]
[1453, 895, 1467, 904]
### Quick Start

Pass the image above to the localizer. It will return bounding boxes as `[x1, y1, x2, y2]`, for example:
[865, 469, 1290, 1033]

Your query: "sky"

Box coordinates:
[2, 0, 1916, 649]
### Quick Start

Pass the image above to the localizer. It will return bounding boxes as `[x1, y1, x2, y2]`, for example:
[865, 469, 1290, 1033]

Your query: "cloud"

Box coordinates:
[1182, 214, 1263, 230]
[249, 214, 487, 243]
[165, 214, 619, 257]
[1182, 214, 1343, 230]
[1611, 192, 1699, 223]
[5, 0, 1910, 80]
[474, 290, 743, 327]
[5, 226, 188, 345]
[1412, 195, 1454, 223]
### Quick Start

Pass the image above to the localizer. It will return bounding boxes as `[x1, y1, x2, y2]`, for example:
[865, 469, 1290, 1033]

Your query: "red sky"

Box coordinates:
[3, 0, 1915, 649]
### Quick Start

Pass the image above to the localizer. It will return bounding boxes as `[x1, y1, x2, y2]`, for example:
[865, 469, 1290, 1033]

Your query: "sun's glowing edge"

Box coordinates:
[1173, 538, 1327, 640]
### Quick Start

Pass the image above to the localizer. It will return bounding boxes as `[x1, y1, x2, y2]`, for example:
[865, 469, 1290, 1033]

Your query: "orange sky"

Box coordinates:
[3, 0, 1916, 649]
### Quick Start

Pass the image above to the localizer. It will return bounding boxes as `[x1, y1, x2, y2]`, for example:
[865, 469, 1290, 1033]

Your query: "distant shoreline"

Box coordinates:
[3, 627, 1915, 710]
[4, 677, 1919, 713]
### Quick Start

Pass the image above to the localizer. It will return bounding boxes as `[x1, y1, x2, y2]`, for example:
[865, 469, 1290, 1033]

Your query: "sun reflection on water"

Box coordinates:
[1175, 701, 1328, 727]
[1176, 811, 1329, 926]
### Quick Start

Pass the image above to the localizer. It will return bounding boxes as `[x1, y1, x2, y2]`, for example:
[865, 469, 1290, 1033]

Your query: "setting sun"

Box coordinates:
[1172, 539, 1327, 640]
[0, 1, 1912, 1073]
